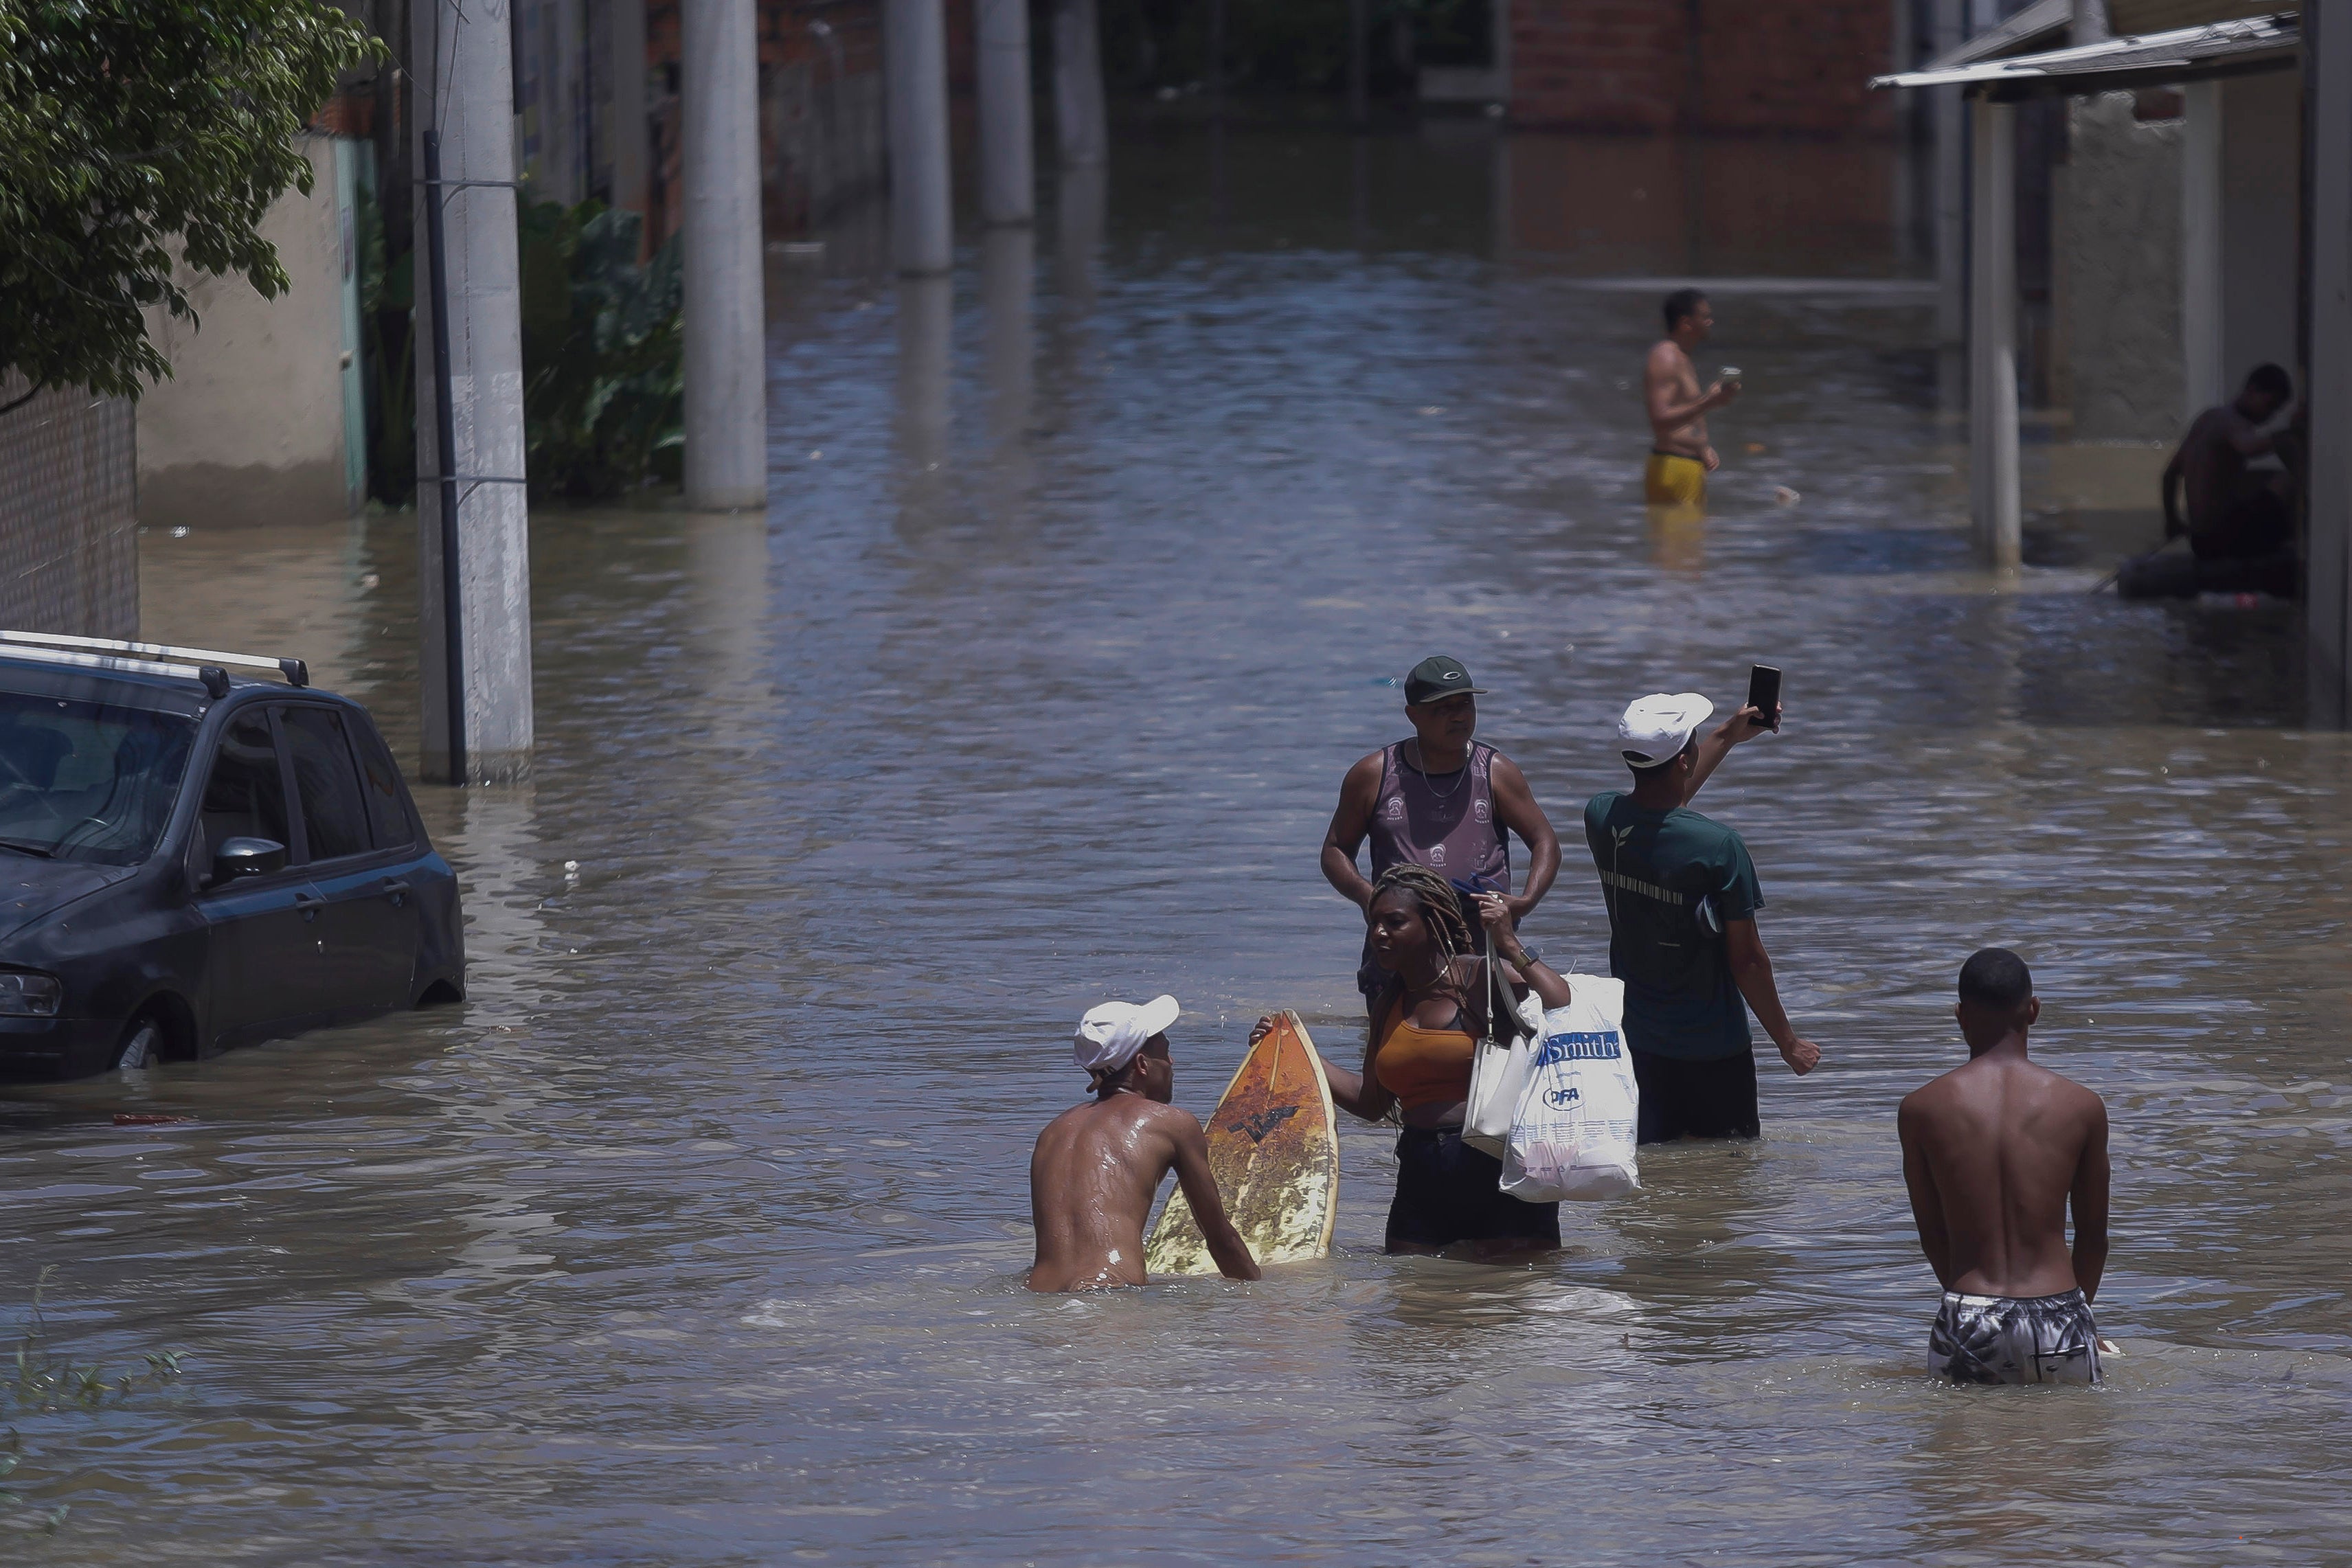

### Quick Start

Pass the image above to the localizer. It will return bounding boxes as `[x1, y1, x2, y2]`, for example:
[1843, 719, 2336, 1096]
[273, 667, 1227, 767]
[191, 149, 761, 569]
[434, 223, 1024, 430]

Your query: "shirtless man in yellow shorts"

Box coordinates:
[1644, 288, 1740, 507]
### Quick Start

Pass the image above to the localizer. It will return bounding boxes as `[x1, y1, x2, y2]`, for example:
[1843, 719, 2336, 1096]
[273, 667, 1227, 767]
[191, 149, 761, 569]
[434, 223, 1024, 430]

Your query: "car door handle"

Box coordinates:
[381, 878, 411, 905]
[293, 891, 326, 921]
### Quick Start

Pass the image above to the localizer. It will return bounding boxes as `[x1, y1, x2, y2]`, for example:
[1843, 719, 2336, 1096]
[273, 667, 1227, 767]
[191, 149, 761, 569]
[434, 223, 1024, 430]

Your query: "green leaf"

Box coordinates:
[0, 0, 381, 398]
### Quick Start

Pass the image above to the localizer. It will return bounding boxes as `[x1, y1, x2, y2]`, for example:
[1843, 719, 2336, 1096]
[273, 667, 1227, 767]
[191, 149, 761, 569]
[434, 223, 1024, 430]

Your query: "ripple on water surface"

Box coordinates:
[5, 125, 2351, 1564]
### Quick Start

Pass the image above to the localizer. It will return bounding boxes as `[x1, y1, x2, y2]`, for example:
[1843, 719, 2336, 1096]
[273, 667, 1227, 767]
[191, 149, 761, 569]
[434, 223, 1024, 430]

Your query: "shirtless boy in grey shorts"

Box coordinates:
[1898, 949, 2111, 1385]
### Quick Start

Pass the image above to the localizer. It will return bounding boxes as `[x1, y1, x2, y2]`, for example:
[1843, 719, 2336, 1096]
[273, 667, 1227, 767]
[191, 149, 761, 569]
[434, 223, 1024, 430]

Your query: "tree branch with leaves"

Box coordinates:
[0, 0, 379, 413]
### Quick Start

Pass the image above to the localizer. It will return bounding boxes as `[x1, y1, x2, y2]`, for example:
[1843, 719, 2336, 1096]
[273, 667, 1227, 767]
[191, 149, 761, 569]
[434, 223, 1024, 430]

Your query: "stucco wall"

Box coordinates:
[2058, 93, 2182, 442]
[137, 135, 351, 529]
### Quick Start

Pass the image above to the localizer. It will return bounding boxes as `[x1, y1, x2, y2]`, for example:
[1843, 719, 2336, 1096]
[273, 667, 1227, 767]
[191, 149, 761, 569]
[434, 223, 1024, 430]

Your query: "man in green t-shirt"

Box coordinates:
[1584, 691, 1821, 1141]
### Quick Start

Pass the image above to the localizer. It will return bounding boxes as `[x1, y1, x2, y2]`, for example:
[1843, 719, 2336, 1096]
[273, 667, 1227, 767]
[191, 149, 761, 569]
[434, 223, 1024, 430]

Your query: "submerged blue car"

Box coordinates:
[0, 631, 464, 1079]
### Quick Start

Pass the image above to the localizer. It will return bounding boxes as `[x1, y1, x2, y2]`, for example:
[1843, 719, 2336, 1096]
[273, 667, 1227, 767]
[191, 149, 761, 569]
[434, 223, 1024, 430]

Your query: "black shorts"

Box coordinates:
[1630, 1045, 1759, 1143]
[2191, 488, 2292, 562]
[1386, 1127, 1561, 1251]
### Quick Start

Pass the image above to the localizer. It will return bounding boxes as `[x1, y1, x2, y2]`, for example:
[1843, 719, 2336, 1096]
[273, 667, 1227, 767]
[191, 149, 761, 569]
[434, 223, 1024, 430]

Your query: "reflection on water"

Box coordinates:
[1647, 499, 1709, 572]
[9, 124, 2352, 1563]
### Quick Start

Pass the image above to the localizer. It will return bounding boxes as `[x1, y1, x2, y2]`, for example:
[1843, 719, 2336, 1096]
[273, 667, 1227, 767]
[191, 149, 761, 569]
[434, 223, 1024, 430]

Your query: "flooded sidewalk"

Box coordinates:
[6, 126, 2351, 1563]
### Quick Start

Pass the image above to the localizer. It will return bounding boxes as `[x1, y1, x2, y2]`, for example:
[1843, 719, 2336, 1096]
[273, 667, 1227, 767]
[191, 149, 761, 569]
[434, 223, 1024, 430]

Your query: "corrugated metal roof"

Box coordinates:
[1919, 0, 2070, 74]
[1871, 12, 2298, 97]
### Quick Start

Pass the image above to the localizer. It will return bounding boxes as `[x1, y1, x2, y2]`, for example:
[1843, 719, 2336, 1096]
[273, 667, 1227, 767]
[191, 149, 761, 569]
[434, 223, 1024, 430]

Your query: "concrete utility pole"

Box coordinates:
[1968, 94, 2020, 569]
[1347, 0, 1368, 128]
[885, 0, 953, 273]
[411, 0, 532, 784]
[1058, 161, 1106, 313]
[1054, 0, 1108, 168]
[2180, 80, 2224, 418]
[981, 226, 1035, 446]
[612, 0, 652, 239]
[1932, 0, 1965, 345]
[2309, 0, 2352, 722]
[682, 0, 769, 510]
[977, 0, 1034, 225]
[1208, 0, 1226, 117]
[896, 275, 953, 479]
[1491, 0, 1511, 117]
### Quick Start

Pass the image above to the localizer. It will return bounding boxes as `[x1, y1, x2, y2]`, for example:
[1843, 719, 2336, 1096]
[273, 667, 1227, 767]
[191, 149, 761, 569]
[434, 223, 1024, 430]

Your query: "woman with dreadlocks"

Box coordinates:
[1255, 863, 1573, 1254]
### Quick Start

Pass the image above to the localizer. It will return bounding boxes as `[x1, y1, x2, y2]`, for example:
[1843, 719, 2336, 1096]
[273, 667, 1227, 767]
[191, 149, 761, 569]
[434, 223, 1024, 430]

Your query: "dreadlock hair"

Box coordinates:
[1368, 863, 1478, 999]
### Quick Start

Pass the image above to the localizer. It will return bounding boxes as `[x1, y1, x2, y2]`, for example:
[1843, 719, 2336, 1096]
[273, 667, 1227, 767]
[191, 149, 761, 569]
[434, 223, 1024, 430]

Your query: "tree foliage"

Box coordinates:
[517, 199, 684, 500]
[0, 0, 377, 409]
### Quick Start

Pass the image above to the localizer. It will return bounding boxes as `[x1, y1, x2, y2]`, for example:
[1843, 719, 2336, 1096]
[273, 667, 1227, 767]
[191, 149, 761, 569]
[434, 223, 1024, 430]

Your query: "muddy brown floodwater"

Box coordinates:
[7, 127, 2352, 1564]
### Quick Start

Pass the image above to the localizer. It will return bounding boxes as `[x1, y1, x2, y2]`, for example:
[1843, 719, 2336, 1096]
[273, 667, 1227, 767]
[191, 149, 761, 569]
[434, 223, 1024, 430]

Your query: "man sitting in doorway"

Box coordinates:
[2162, 363, 2296, 562]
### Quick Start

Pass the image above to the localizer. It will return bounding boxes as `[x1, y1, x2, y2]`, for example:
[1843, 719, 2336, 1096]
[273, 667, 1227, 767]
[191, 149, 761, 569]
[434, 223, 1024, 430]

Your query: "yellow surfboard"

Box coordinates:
[1144, 1010, 1339, 1276]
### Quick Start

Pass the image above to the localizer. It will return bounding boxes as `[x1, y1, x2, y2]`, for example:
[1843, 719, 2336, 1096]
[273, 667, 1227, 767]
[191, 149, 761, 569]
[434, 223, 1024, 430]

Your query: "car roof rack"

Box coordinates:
[0, 630, 308, 690]
[0, 641, 237, 698]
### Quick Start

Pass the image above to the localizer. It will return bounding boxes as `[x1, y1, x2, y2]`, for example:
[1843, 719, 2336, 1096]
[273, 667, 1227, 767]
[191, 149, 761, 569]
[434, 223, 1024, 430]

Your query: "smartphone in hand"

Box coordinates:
[1746, 664, 1782, 732]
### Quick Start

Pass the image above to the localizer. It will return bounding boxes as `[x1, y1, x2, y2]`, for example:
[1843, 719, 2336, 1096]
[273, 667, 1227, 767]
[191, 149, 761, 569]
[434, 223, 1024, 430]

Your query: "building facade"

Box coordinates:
[1508, 0, 1900, 135]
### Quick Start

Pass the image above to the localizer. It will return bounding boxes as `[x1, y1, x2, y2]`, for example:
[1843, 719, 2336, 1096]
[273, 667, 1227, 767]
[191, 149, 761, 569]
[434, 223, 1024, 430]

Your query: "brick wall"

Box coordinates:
[1510, 0, 1897, 136]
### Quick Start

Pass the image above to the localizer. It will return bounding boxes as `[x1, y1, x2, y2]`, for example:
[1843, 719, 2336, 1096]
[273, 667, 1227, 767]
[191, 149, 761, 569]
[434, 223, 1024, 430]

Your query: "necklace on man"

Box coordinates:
[1409, 738, 1471, 802]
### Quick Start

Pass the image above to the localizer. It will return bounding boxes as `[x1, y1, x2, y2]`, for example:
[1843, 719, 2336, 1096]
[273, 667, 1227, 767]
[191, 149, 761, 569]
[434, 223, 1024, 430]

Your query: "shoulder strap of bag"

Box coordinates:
[1482, 942, 1498, 1047]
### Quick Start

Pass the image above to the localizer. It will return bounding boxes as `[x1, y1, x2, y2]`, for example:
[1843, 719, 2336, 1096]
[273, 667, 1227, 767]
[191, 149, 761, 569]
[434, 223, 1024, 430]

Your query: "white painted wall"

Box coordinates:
[137, 135, 352, 529]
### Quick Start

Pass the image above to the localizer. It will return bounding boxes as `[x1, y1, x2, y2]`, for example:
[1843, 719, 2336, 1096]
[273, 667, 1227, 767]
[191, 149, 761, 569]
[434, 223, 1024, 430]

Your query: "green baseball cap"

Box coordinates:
[1403, 655, 1489, 705]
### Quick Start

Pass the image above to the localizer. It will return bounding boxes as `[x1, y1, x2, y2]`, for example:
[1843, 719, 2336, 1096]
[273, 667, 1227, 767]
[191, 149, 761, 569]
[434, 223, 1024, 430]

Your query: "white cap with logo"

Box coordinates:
[1618, 692, 1714, 768]
[1073, 994, 1180, 1076]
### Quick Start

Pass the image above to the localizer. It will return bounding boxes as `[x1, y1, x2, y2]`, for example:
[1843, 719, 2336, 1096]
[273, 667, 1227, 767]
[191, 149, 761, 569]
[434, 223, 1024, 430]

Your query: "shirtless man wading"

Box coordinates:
[1644, 288, 1741, 510]
[1899, 949, 2111, 1385]
[1028, 995, 1261, 1293]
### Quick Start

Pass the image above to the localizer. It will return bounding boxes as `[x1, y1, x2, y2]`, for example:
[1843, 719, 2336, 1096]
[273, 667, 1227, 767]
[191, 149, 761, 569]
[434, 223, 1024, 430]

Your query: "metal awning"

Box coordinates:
[1872, 12, 2298, 98]
[1917, 0, 2070, 73]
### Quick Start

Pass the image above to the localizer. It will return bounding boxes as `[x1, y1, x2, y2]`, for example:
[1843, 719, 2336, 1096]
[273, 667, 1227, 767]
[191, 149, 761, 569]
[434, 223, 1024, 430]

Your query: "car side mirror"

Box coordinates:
[213, 837, 287, 883]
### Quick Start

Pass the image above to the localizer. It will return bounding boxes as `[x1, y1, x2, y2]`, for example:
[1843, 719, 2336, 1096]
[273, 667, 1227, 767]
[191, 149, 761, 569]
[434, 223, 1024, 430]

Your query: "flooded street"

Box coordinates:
[9, 126, 2352, 1563]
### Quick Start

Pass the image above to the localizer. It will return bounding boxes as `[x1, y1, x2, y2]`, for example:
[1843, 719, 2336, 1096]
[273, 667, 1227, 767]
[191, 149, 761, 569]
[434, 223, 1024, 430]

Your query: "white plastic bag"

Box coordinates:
[1500, 976, 1640, 1201]
[1463, 952, 1547, 1158]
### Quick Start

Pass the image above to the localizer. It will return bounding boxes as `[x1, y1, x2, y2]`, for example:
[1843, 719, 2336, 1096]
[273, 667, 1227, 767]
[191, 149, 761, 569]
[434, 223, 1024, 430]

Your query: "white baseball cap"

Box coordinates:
[1618, 692, 1714, 768]
[1073, 994, 1180, 1076]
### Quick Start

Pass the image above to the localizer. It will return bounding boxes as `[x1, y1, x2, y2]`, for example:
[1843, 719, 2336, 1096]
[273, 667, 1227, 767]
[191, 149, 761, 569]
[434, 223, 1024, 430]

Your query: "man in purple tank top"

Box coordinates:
[1322, 656, 1561, 1001]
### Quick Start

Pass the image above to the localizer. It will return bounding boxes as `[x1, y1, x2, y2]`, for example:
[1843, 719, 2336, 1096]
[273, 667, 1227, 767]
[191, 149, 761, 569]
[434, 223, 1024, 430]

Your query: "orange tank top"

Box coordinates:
[1374, 997, 1478, 1109]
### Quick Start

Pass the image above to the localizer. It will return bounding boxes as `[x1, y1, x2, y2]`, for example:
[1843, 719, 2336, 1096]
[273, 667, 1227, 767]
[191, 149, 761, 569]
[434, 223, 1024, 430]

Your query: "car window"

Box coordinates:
[350, 717, 414, 849]
[0, 690, 196, 866]
[201, 710, 291, 859]
[280, 706, 370, 862]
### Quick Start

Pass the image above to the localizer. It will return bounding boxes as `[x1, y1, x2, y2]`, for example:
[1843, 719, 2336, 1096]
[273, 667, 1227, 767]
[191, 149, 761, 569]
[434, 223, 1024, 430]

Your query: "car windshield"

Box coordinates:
[0, 689, 196, 865]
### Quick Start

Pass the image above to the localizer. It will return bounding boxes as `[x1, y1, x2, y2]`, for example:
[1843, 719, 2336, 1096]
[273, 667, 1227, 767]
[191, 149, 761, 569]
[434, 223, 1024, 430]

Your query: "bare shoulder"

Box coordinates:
[1135, 1099, 1208, 1155]
[1033, 1100, 1093, 1155]
[2048, 1067, 2107, 1121]
[1645, 338, 1681, 372]
[1899, 1066, 1961, 1117]
[1139, 1100, 1206, 1137]
[1335, 749, 1386, 804]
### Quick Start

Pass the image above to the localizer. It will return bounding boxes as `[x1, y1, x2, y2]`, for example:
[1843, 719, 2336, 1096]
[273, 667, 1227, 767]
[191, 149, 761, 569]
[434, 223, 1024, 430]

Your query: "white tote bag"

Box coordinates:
[1462, 947, 1546, 1158]
[1500, 976, 1640, 1201]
